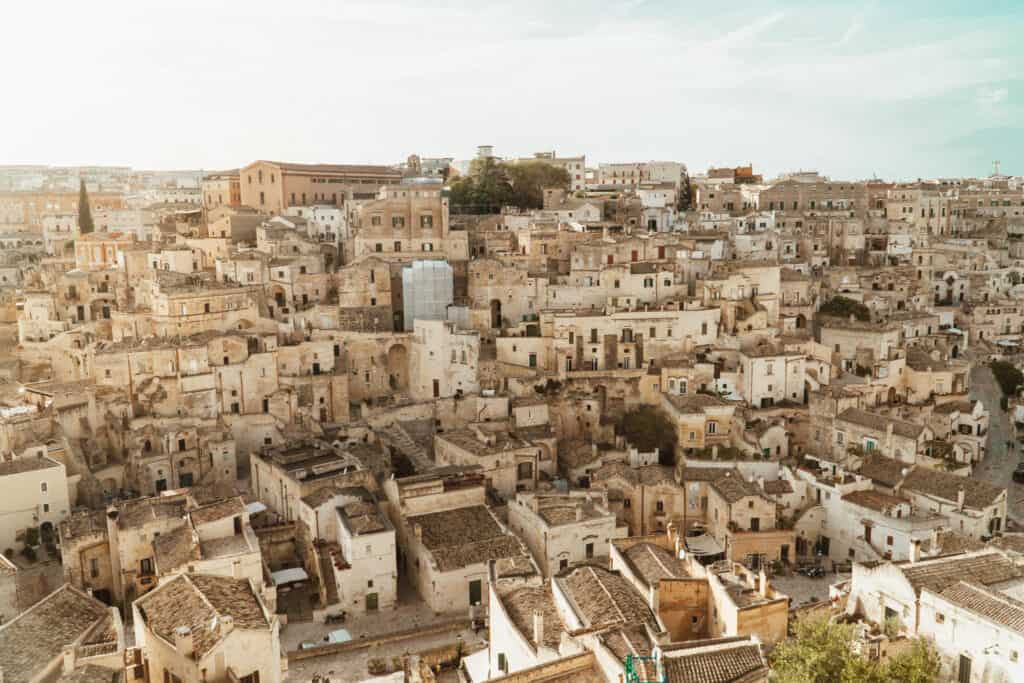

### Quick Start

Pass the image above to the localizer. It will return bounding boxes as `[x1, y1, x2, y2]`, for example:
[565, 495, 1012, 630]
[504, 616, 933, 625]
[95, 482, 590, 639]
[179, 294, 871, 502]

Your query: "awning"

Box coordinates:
[246, 501, 268, 515]
[326, 628, 352, 644]
[271, 567, 309, 585]
[685, 534, 725, 557]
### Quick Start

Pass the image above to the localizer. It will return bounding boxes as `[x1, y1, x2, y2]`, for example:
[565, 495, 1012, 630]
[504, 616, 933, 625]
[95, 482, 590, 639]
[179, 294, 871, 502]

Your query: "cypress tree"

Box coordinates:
[78, 179, 94, 234]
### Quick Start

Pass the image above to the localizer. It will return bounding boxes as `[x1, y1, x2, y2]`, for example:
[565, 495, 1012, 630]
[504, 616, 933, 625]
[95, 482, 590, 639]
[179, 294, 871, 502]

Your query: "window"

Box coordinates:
[371, 215, 382, 226]
[585, 542, 594, 558]
[90, 558, 100, 578]
[623, 498, 631, 508]
[497, 653, 508, 674]
[656, 501, 664, 512]
[420, 215, 433, 228]
[836, 431, 845, 445]
[766, 362, 774, 376]
[707, 422, 717, 434]
[140, 558, 154, 575]
[40, 482, 47, 493]
[935, 612, 945, 624]
[392, 216, 405, 228]
[43, 503, 49, 513]
[239, 674, 261, 683]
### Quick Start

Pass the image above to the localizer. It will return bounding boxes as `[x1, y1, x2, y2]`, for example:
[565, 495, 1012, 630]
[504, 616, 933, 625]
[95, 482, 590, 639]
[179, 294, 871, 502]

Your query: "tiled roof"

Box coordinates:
[499, 585, 564, 649]
[679, 466, 735, 482]
[601, 623, 655, 665]
[936, 581, 1024, 633]
[622, 543, 688, 587]
[410, 505, 528, 572]
[663, 637, 767, 683]
[900, 552, 1021, 596]
[135, 574, 269, 659]
[254, 161, 400, 176]
[857, 453, 908, 488]
[836, 408, 923, 439]
[59, 510, 109, 542]
[117, 496, 187, 529]
[188, 496, 245, 527]
[842, 489, 907, 512]
[763, 479, 793, 495]
[900, 467, 1003, 509]
[153, 525, 200, 573]
[709, 471, 762, 504]
[0, 584, 110, 683]
[556, 565, 658, 630]
[339, 500, 389, 535]
[638, 465, 676, 487]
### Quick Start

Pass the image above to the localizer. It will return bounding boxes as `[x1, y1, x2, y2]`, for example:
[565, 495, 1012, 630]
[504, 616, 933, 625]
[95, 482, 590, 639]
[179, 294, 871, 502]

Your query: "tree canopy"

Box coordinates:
[616, 405, 677, 466]
[991, 360, 1024, 396]
[77, 180, 94, 234]
[770, 615, 940, 683]
[818, 295, 870, 322]
[448, 158, 569, 213]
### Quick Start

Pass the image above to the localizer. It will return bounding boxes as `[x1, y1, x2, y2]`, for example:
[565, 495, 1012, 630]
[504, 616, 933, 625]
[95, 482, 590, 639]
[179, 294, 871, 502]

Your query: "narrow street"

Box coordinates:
[970, 364, 1024, 524]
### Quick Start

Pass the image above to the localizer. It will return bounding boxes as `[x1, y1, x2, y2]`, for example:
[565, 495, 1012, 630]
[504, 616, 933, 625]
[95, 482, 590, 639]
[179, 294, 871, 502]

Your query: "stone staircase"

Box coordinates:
[379, 421, 434, 474]
[318, 547, 340, 606]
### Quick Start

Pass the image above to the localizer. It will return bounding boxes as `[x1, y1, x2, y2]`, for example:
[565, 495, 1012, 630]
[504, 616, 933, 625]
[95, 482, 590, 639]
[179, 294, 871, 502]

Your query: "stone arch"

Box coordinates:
[490, 299, 502, 329]
[796, 313, 806, 329]
[386, 343, 409, 391]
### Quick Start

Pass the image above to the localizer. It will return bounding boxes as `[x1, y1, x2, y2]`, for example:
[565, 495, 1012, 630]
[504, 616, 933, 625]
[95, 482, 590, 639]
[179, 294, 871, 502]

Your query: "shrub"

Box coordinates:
[819, 295, 870, 321]
[617, 405, 677, 466]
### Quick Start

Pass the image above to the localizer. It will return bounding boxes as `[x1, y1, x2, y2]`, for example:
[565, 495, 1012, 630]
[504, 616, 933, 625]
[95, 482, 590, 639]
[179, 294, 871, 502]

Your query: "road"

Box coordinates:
[970, 364, 1024, 524]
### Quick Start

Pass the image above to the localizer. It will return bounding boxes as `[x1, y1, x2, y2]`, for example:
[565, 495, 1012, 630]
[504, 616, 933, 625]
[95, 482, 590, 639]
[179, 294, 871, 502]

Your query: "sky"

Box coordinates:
[2, 0, 1022, 180]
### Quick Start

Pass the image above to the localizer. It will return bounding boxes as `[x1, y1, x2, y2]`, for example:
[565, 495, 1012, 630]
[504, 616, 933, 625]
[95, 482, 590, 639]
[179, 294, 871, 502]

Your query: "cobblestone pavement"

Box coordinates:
[280, 573, 457, 651]
[970, 364, 1024, 524]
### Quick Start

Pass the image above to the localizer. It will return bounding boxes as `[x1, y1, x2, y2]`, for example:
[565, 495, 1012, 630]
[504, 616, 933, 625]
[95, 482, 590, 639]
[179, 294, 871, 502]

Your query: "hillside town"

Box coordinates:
[3, 151, 1024, 683]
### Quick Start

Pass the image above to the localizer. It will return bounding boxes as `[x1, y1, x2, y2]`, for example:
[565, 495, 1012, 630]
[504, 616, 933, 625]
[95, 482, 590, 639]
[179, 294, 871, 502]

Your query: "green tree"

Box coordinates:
[885, 638, 941, 683]
[448, 157, 513, 214]
[77, 179, 94, 234]
[616, 405, 677, 466]
[448, 158, 568, 213]
[506, 161, 570, 209]
[818, 295, 870, 322]
[991, 360, 1024, 396]
[677, 169, 693, 211]
[771, 615, 940, 683]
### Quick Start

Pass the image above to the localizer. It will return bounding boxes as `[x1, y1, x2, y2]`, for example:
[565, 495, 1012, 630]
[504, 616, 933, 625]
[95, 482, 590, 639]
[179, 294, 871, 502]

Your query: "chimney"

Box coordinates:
[649, 583, 660, 611]
[232, 560, 242, 579]
[532, 611, 544, 647]
[62, 646, 76, 674]
[219, 614, 234, 636]
[173, 626, 194, 659]
[849, 314, 856, 323]
[910, 539, 921, 564]
[575, 506, 583, 522]
[758, 568, 769, 598]
[957, 486, 965, 511]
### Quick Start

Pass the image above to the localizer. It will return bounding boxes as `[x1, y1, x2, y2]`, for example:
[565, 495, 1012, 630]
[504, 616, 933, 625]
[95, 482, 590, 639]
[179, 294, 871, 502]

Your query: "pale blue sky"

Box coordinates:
[2, 0, 1021, 179]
